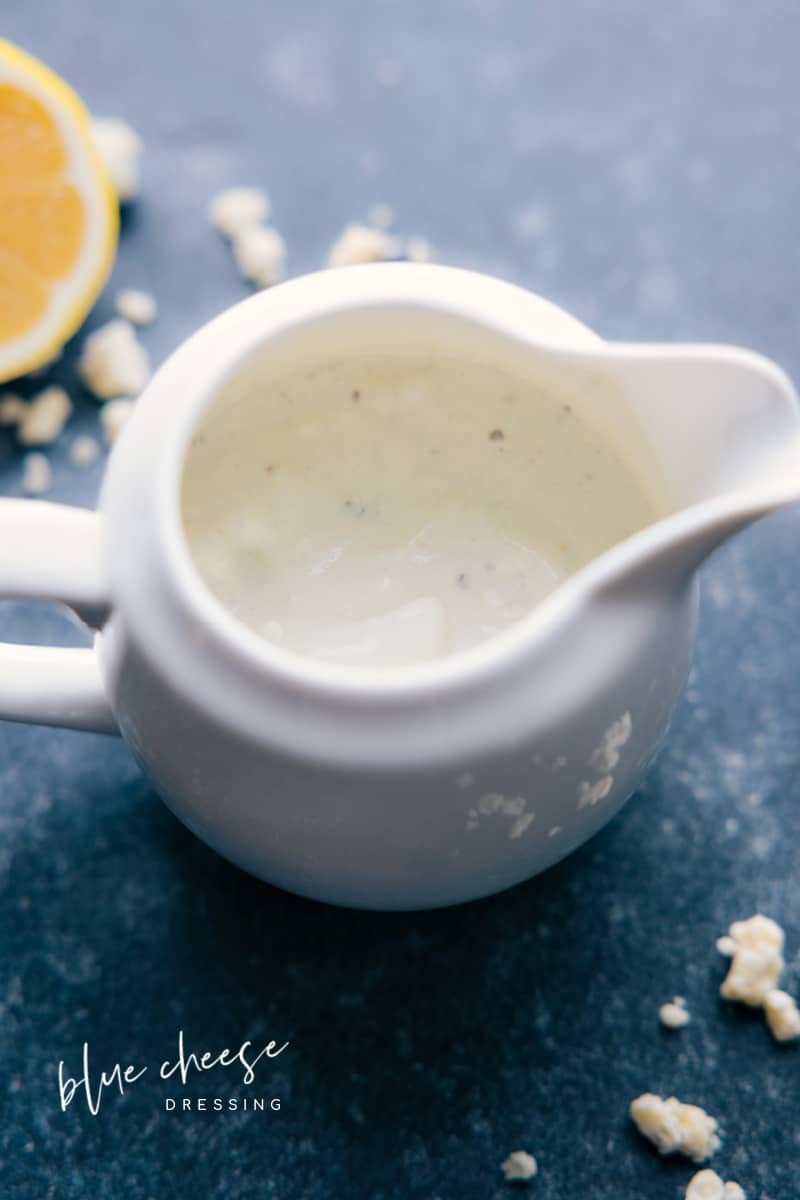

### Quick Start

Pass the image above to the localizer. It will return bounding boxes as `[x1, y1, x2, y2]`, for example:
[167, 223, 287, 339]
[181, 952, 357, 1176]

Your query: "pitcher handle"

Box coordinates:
[0, 501, 118, 734]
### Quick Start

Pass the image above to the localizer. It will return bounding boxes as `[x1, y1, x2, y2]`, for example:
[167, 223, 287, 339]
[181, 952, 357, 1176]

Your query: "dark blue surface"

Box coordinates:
[1, 3, 799, 1197]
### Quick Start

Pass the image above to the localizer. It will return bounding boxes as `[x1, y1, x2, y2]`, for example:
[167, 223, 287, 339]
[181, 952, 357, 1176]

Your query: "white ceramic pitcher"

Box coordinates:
[1, 265, 798, 909]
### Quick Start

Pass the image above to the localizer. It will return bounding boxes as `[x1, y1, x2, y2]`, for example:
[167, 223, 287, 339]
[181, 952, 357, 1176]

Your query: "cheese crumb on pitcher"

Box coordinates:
[590, 711, 632, 772]
[500, 1150, 538, 1182]
[685, 1169, 745, 1200]
[660, 996, 691, 1029]
[79, 319, 150, 399]
[629, 1094, 720, 1162]
[17, 386, 72, 446]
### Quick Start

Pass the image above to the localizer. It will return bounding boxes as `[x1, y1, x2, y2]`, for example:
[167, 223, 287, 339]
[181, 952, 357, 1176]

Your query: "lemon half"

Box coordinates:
[0, 39, 118, 381]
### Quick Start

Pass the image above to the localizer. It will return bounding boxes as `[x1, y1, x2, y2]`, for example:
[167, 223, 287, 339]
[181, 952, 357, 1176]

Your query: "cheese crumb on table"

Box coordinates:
[660, 996, 691, 1029]
[327, 223, 398, 267]
[685, 1168, 746, 1200]
[763, 988, 800, 1042]
[69, 435, 101, 466]
[21, 452, 51, 495]
[406, 236, 432, 262]
[115, 288, 157, 326]
[367, 203, 395, 229]
[326, 222, 431, 267]
[100, 398, 135, 447]
[500, 1150, 538, 1182]
[91, 117, 142, 202]
[208, 186, 270, 239]
[17, 386, 72, 446]
[79, 319, 151, 399]
[232, 225, 286, 288]
[0, 393, 27, 425]
[717, 914, 785, 1006]
[629, 1094, 720, 1163]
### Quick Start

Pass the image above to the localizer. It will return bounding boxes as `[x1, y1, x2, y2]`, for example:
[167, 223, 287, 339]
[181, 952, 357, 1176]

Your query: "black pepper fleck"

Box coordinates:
[456, 573, 469, 589]
[489, 428, 505, 442]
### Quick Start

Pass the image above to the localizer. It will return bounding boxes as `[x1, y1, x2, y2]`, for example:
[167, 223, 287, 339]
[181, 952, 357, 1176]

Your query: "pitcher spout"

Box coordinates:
[563, 340, 800, 600]
[590, 485, 798, 604]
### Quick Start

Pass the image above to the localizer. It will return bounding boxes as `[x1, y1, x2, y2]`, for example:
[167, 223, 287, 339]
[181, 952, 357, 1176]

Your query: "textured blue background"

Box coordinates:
[1, 2, 799, 1197]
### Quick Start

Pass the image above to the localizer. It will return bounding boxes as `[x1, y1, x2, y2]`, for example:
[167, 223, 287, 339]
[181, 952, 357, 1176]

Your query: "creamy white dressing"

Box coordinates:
[182, 354, 662, 667]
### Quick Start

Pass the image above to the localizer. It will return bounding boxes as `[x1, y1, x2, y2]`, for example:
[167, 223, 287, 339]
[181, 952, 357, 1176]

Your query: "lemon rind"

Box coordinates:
[0, 38, 119, 382]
